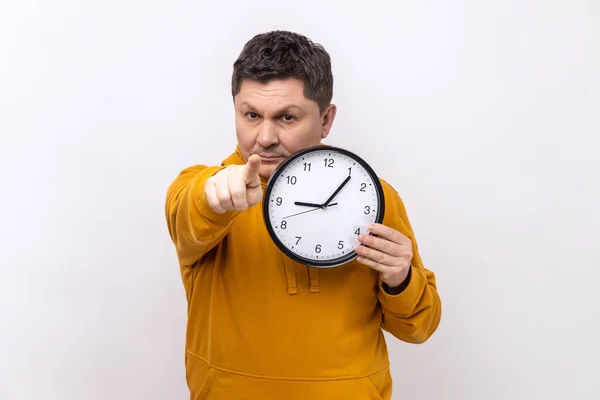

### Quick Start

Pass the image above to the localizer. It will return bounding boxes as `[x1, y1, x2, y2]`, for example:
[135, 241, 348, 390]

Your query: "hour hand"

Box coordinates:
[294, 201, 323, 208]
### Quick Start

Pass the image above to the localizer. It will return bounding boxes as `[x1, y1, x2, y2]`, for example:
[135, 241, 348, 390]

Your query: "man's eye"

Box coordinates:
[247, 112, 259, 119]
[282, 114, 295, 121]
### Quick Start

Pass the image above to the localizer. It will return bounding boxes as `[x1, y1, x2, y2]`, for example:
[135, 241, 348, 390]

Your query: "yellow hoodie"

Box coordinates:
[165, 147, 441, 400]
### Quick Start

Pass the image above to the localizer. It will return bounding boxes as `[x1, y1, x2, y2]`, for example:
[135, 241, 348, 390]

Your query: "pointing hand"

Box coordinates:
[205, 154, 263, 213]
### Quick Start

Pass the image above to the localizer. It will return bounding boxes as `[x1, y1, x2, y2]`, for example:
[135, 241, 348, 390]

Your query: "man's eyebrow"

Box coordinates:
[238, 102, 254, 110]
[275, 105, 304, 114]
[238, 102, 304, 114]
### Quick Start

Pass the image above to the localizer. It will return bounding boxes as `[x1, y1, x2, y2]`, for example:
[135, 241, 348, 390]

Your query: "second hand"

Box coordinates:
[282, 203, 338, 220]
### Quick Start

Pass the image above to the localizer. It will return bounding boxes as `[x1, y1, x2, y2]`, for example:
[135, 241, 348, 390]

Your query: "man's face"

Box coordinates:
[234, 78, 336, 178]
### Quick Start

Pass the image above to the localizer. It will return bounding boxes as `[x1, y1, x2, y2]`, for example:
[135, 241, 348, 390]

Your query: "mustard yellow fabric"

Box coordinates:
[165, 147, 442, 400]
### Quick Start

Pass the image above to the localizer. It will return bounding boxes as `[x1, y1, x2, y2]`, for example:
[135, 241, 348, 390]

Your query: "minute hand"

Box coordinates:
[323, 175, 351, 207]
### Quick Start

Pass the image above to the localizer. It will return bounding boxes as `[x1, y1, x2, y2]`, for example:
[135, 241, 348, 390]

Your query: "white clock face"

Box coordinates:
[263, 146, 384, 267]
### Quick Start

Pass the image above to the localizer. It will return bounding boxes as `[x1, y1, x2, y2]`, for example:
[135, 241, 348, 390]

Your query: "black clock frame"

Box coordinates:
[262, 145, 386, 268]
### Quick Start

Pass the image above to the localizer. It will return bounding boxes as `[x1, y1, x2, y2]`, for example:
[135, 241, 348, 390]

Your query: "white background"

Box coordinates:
[1, 1, 599, 399]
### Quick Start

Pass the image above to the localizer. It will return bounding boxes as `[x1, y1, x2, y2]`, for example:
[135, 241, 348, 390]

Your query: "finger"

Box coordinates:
[354, 243, 398, 266]
[243, 154, 262, 186]
[355, 255, 394, 274]
[357, 234, 404, 257]
[229, 171, 248, 210]
[368, 223, 412, 247]
[205, 179, 225, 214]
[215, 174, 234, 211]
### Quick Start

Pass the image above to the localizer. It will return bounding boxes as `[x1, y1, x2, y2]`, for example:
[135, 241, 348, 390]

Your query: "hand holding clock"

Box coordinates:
[355, 223, 413, 289]
[287, 171, 412, 288]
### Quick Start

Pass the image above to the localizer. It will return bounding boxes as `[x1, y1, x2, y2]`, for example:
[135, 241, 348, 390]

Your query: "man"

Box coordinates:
[165, 30, 441, 400]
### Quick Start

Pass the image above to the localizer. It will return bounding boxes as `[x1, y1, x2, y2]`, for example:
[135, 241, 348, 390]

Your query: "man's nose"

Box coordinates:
[256, 120, 279, 147]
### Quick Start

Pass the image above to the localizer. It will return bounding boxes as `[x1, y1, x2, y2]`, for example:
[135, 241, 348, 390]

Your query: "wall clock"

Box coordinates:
[263, 145, 385, 268]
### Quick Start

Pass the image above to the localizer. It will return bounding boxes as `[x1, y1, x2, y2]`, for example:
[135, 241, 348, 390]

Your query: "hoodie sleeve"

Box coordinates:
[165, 164, 239, 266]
[377, 182, 442, 344]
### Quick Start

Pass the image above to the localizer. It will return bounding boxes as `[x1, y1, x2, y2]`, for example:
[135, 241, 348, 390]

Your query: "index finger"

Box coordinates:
[367, 223, 412, 246]
[243, 154, 262, 184]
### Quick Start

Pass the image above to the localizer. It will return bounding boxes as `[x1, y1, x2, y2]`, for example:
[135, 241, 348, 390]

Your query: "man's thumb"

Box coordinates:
[244, 154, 261, 182]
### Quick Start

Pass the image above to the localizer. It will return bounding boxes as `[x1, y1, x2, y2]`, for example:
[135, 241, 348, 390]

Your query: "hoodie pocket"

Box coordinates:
[192, 368, 216, 400]
[189, 367, 387, 399]
[362, 376, 384, 400]
[186, 352, 217, 400]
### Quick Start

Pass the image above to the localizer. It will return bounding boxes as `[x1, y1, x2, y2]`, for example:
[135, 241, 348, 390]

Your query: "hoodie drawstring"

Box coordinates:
[308, 267, 320, 293]
[282, 255, 321, 295]
[283, 256, 298, 295]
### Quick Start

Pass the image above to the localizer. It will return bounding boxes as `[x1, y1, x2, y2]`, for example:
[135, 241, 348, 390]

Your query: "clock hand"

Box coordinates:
[282, 203, 338, 220]
[294, 201, 324, 208]
[322, 175, 351, 208]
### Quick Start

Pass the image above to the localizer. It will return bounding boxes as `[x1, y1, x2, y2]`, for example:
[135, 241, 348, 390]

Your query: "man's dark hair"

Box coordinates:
[232, 30, 333, 113]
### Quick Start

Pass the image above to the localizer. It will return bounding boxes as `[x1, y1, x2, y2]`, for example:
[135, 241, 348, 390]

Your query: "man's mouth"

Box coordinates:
[258, 154, 284, 162]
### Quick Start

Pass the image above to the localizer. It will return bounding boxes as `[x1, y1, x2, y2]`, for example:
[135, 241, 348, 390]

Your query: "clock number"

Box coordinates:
[337, 240, 344, 249]
[303, 162, 311, 171]
[315, 244, 322, 253]
[324, 158, 334, 168]
[295, 236, 301, 245]
[360, 183, 366, 192]
[348, 167, 352, 176]
[281, 220, 287, 229]
[355, 228, 360, 235]
[286, 175, 297, 185]
[276, 197, 283, 206]
[364, 206, 371, 215]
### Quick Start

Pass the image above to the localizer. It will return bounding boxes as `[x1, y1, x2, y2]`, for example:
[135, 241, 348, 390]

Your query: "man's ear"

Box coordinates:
[320, 104, 337, 139]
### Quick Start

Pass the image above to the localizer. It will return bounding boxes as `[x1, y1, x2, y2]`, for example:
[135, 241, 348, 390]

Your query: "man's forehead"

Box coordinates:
[235, 81, 311, 109]
[237, 78, 305, 98]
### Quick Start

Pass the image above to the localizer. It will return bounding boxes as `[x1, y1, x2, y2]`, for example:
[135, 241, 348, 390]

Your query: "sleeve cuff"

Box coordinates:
[382, 265, 412, 295]
[378, 265, 426, 314]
